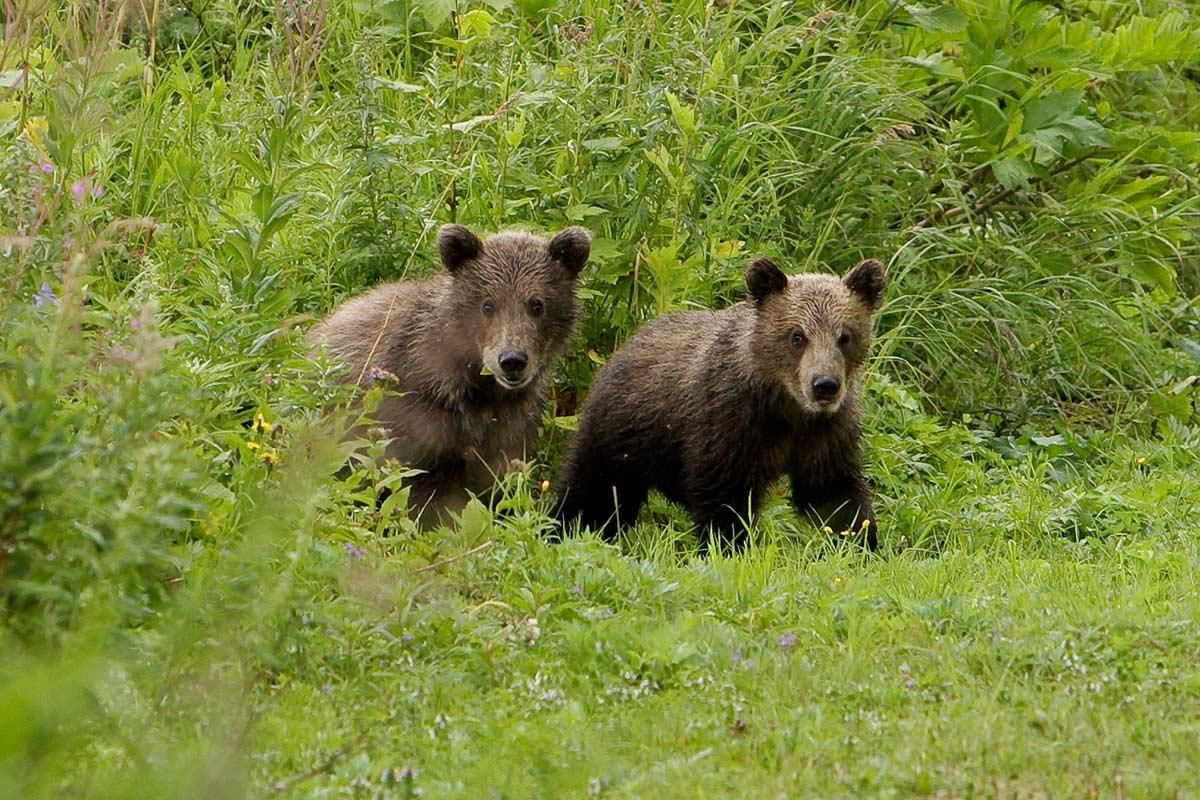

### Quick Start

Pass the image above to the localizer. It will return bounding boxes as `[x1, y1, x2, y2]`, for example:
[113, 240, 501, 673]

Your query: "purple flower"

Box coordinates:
[364, 366, 401, 386]
[91, 184, 105, 198]
[39, 162, 54, 175]
[71, 179, 88, 202]
[402, 633, 414, 643]
[344, 542, 367, 559]
[778, 632, 797, 648]
[33, 282, 57, 307]
[730, 649, 744, 664]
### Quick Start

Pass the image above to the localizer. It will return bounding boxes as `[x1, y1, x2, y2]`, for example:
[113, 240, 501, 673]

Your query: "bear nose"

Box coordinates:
[811, 375, 840, 400]
[499, 350, 528, 375]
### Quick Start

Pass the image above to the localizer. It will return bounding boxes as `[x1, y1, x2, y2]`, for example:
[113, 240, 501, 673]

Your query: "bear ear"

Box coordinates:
[843, 258, 886, 310]
[745, 257, 788, 306]
[549, 227, 592, 275]
[438, 224, 483, 273]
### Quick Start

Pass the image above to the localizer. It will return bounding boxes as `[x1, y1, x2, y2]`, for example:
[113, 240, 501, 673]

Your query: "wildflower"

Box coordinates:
[33, 282, 58, 307]
[22, 116, 49, 153]
[778, 632, 797, 648]
[71, 178, 89, 202]
[245, 441, 261, 450]
[40, 162, 54, 175]
[344, 542, 367, 559]
[860, 518, 871, 530]
[253, 412, 275, 433]
[833, 576, 844, 586]
[91, 184, 106, 198]
[730, 648, 744, 664]
[258, 449, 280, 464]
[364, 366, 401, 386]
[1136, 457, 1146, 466]
[821, 525, 834, 535]
[540, 479, 551, 494]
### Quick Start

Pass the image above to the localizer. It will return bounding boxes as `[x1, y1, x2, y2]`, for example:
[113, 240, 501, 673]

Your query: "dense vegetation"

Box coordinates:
[2, 0, 1199, 796]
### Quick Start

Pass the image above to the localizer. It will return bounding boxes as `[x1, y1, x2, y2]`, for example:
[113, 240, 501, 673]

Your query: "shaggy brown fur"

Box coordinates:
[308, 224, 591, 523]
[555, 256, 885, 553]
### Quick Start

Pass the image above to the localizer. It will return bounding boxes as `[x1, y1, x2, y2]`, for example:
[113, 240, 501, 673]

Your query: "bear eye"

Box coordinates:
[790, 330, 807, 350]
[528, 298, 545, 317]
[838, 329, 852, 347]
[481, 300, 496, 316]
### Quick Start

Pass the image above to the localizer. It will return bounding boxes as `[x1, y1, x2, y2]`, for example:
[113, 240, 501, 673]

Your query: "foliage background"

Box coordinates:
[2, 0, 1199, 796]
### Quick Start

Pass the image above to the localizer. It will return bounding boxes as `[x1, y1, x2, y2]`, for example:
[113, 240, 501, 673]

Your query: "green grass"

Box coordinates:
[3, 0, 1200, 797]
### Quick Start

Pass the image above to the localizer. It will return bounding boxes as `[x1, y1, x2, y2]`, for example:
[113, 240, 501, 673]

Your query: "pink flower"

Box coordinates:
[71, 179, 88, 202]
[39, 162, 54, 174]
[778, 632, 797, 648]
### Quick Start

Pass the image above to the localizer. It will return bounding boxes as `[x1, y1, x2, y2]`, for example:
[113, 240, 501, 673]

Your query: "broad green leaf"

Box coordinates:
[415, 0, 454, 29]
[900, 52, 964, 80]
[666, 92, 697, 141]
[1148, 387, 1193, 422]
[366, 76, 424, 93]
[1125, 259, 1176, 295]
[904, 4, 968, 33]
[1022, 90, 1083, 133]
[458, 8, 496, 39]
[582, 137, 626, 153]
[993, 155, 1035, 190]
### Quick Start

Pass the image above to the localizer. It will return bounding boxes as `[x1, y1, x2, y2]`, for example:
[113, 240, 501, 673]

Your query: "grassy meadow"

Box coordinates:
[3, 0, 1200, 796]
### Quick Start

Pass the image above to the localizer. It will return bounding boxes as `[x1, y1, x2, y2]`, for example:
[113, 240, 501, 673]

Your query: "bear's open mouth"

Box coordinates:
[495, 374, 533, 390]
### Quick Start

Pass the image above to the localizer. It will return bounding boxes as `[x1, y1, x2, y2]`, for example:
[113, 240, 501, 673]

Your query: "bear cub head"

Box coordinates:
[746, 256, 886, 416]
[437, 224, 591, 391]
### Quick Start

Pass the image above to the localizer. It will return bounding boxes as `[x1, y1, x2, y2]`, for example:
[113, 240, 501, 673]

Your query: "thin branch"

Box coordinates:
[412, 540, 494, 574]
[915, 151, 1102, 229]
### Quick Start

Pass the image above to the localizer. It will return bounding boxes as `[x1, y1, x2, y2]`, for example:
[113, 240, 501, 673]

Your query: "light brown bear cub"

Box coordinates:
[555, 256, 885, 553]
[309, 224, 591, 522]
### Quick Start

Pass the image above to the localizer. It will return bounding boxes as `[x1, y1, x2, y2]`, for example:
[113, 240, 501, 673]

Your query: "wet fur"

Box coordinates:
[555, 258, 885, 553]
[308, 226, 589, 523]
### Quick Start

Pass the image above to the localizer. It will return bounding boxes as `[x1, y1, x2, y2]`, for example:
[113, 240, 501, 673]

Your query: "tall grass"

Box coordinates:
[2, 0, 1199, 796]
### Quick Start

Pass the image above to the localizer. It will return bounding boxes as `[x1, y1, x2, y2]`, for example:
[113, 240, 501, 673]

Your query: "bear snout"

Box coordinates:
[811, 374, 841, 402]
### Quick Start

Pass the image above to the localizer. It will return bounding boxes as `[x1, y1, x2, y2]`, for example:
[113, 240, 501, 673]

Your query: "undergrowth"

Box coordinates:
[2, 0, 1199, 797]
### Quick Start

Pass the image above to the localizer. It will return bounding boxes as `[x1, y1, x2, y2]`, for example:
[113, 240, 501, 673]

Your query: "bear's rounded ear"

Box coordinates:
[549, 227, 592, 275]
[843, 258, 886, 310]
[746, 257, 788, 305]
[438, 224, 483, 273]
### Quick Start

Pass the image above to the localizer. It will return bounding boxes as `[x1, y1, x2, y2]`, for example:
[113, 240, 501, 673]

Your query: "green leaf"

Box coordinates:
[582, 137, 626, 153]
[1125, 260, 1176, 294]
[415, 0, 454, 29]
[1022, 90, 1083, 133]
[366, 76, 424, 93]
[904, 4, 968, 33]
[900, 52, 965, 80]
[993, 155, 1036, 190]
[458, 8, 496, 39]
[1149, 387, 1193, 422]
[665, 92, 697, 141]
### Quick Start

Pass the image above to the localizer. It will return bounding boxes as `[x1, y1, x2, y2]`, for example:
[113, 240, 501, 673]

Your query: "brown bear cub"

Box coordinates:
[555, 256, 885, 553]
[309, 224, 591, 522]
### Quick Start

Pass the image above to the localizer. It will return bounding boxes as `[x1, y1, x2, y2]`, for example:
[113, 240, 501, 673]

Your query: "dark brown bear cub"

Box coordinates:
[555, 256, 885, 553]
[309, 224, 591, 523]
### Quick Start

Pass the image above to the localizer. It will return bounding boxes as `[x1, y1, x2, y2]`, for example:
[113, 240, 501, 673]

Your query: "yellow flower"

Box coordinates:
[254, 412, 274, 433]
[860, 518, 871, 529]
[245, 441, 261, 450]
[821, 526, 833, 535]
[22, 116, 49, 156]
[259, 449, 280, 464]
[833, 576, 844, 586]
[540, 480, 551, 494]
[1136, 457, 1146, 466]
